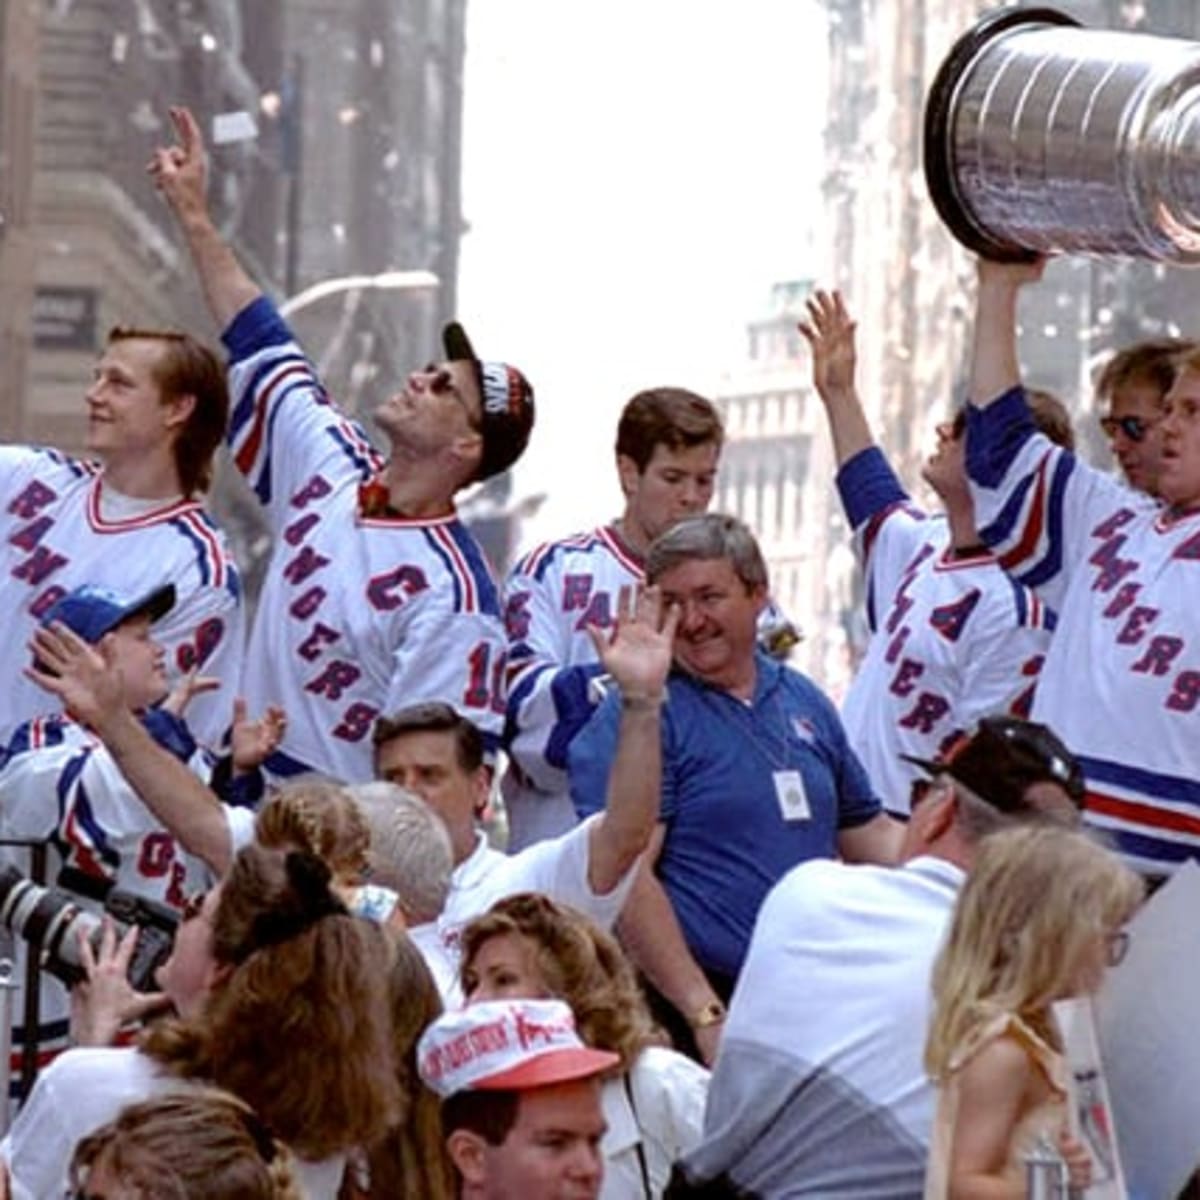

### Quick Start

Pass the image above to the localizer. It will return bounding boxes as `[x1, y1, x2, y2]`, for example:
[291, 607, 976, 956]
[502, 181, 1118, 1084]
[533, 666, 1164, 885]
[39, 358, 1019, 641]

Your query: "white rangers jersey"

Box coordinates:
[502, 525, 642, 849]
[223, 297, 506, 783]
[838, 448, 1054, 815]
[0, 446, 244, 748]
[968, 387, 1200, 876]
[0, 710, 215, 1082]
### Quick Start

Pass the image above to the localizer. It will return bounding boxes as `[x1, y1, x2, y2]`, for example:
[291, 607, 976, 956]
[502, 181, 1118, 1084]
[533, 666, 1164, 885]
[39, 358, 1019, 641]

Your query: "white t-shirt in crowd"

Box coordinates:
[0, 1045, 344, 1200]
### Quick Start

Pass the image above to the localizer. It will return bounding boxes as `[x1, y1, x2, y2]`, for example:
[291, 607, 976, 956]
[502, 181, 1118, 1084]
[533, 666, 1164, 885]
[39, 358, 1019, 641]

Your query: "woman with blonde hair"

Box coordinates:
[459, 891, 709, 1199]
[1, 844, 402, 1199]
[68, 1088, 301, 1199]
[923, 825, 1144, 1199]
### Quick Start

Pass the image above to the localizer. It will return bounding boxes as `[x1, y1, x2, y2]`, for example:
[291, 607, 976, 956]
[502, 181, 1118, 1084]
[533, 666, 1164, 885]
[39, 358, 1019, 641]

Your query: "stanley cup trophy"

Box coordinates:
[925, 6, 1200, 263]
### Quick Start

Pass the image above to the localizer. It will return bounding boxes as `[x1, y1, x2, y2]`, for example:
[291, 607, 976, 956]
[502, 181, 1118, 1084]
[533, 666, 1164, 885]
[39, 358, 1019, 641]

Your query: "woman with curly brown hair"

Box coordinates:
[459, 891, 709, 1199]
[67, 1088, 302, 1199]
[0, 843, 402, 1199]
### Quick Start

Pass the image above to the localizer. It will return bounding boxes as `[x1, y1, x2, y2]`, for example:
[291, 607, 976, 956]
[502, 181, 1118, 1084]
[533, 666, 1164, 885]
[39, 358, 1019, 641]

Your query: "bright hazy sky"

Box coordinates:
[458, 1, 826, 544]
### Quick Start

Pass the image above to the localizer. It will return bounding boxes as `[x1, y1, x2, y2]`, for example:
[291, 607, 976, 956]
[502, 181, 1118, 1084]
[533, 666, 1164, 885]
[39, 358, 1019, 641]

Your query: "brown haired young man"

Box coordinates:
[0, 324, 243, 746]
[501, 387, 723, 849]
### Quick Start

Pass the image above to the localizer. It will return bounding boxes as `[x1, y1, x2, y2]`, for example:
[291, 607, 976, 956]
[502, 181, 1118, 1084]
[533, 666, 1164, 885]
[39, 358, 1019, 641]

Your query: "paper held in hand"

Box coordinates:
[1051, 996, 1127, 1200]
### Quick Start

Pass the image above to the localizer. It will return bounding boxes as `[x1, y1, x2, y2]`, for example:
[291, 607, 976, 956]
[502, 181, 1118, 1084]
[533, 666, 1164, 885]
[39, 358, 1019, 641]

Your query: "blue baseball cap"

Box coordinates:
[41, 583, 176, 645]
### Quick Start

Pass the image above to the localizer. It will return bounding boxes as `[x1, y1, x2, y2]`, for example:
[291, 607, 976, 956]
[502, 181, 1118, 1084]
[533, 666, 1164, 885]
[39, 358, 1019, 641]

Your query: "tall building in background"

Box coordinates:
[717, 0, 1200, 695]
[712, 282, 858, 690]
[0, 0, 468, 595]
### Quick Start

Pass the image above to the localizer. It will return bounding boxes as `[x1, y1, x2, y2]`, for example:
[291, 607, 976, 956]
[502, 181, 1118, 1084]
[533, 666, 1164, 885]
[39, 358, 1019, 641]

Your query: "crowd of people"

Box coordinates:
[0, 102, 1195, 1199]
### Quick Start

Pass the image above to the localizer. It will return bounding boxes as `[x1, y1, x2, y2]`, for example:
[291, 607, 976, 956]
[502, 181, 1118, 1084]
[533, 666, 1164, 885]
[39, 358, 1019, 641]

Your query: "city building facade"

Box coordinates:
[0, 0, 469, 589]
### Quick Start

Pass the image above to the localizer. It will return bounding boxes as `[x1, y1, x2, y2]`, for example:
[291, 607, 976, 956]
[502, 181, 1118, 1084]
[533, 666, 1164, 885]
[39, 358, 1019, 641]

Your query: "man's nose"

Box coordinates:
[567, 1144, 603, 1184]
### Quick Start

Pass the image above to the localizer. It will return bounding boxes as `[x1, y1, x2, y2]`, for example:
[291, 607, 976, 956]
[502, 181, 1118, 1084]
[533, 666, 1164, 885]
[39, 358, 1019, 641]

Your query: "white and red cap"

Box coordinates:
[417, 999, 619, 1099]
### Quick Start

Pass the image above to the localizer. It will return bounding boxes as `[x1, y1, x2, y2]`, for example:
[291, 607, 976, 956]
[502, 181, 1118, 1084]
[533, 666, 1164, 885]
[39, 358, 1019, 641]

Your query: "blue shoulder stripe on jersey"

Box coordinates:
[1102, 825, 1198, 868]
[0, 717, 68, 769]
[1014, 454, 1074, 589]
[442, 521, 501, 614]
[978, 471, 1036, 552]
[222, 295, 296, 363]
[965, 388, 1038, 488]
[1007, 574, 1028, 624]
[422, 530, 461, 607]
[836, 446, 909, 530]
[34, 445, 93, 479]
[517, 532, 602, 584]
[328, 424, 380, 482]
[169, 515, 216, 586]
[263, 745, 321, 778]
[229, 349, 313, 438]
[505, 660, 556, 725]
[234, 364, 317, 506]
[1079, 754, 1200, 807]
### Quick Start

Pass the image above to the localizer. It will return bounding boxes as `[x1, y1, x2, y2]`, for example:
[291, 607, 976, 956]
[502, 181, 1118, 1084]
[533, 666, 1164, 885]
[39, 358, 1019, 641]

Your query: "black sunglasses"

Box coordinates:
[1100, 414, 1157, 443]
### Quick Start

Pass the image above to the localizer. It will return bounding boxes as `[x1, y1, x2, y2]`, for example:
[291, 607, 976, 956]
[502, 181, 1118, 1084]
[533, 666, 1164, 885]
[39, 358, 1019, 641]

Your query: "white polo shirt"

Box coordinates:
[412, 814, 636, 1003]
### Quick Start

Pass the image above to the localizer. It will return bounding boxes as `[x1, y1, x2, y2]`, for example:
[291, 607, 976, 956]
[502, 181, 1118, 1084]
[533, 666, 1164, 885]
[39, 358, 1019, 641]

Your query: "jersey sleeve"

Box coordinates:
[383, 602, 508, 757]
[837, 447, 933, 634]
[966, 386, 1142, 612]
[0, 725, 73, 842]
[502, 561, 605, 794]
[221, 296, 384, 530]
[0, 444, 41, 493]
[0, 714, 212, 898]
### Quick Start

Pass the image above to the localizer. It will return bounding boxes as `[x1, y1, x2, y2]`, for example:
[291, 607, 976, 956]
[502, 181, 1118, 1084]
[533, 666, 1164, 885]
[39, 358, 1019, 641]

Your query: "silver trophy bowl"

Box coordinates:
[925, 5, 1200, 264]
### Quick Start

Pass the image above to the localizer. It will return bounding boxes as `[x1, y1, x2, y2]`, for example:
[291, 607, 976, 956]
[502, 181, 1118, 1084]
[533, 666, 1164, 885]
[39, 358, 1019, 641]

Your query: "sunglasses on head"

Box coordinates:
[1100, 414, 1157, 443]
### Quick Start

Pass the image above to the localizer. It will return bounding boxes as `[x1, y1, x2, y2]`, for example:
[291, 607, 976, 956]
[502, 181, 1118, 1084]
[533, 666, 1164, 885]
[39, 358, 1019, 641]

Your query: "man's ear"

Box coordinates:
[162, 391, 197, 432]
[450, 431, 485, 479]
[471, 764, 494, 821]
[447, 1128, 488, 1186]
[616, 453, 641, 501]
[748, 581, 769, 618]
[919, 783, 958, 844]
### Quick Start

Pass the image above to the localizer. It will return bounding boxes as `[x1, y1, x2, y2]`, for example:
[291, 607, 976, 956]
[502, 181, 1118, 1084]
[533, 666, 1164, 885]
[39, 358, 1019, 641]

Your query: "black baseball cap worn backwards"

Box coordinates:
[901, 715, 1086, 813]
[442, 322, 535, 482]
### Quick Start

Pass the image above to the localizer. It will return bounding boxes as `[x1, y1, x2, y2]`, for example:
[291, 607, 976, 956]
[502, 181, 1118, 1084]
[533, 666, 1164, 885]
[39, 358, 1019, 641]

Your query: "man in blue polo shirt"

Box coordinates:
[570, 513, 901, 1062]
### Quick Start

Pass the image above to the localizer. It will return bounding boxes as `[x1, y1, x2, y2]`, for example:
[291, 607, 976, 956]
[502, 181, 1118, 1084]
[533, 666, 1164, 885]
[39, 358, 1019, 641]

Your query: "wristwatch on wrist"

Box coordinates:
[689, 1000, 727, 1029]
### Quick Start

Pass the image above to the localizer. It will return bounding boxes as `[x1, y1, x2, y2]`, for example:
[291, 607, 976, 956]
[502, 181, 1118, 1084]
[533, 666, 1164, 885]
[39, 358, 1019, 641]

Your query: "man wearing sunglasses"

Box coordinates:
[151, 106, 534, 786]
[1095, 338, 1195, 497]
[968, 256, 1200, 884]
